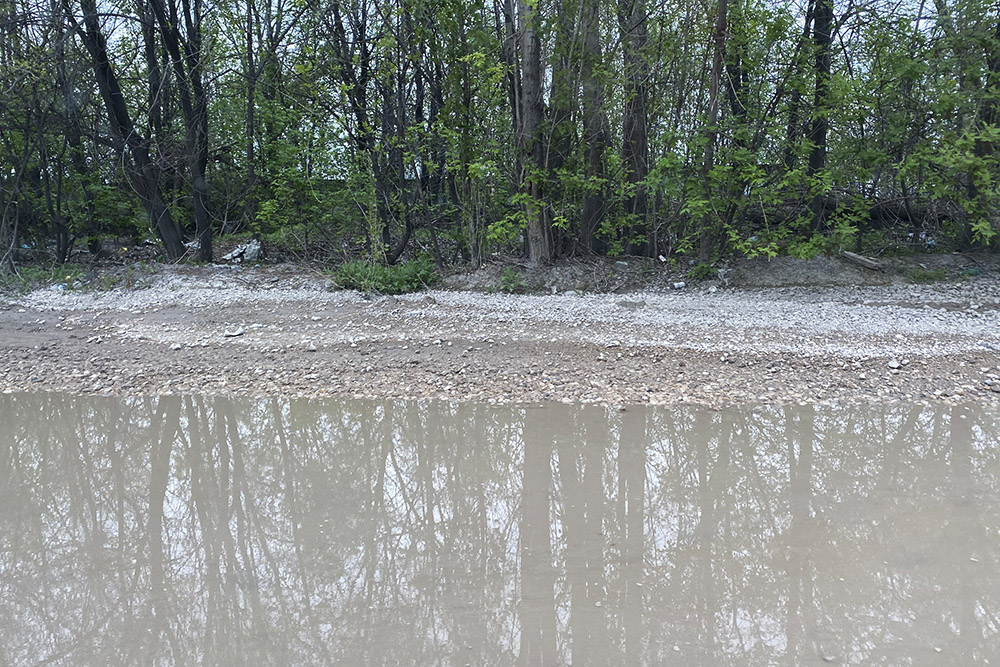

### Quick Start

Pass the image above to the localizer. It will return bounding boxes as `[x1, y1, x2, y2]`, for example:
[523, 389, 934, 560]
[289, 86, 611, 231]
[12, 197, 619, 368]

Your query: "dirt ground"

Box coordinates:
[2, 253, 999, 407]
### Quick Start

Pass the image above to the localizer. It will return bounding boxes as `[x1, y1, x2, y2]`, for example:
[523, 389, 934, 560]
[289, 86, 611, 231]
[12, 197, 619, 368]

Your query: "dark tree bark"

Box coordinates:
[54, 2, 100, 255]
[381, 9, 414, 266]
[147, 0, 213, 261]
[67, 0, 186, 259]
[244, 0, 258, 230]
[783, 0, 814, 170]
[807, 0, 833, 228]
[619, 0, 649, 255]
[545, 0, 576, 256]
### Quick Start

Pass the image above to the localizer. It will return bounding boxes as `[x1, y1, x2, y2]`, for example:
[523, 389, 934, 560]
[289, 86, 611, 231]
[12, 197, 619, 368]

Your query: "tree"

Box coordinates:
[147, 0, 213, 261]
[515, 0, 551, 263]
[65, 0, 187, 259]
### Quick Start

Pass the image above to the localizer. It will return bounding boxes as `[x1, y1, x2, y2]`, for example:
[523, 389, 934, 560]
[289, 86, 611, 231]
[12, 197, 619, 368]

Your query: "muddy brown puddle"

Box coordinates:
[1, 394, 999, 665]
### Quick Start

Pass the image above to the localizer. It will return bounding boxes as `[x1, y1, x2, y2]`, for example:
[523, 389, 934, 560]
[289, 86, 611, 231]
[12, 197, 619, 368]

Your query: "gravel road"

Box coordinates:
[2, 262, 999, 406]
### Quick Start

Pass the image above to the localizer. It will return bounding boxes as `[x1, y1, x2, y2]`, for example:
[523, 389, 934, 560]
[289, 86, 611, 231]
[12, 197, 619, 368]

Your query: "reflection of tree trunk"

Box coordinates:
[146, 396, 181, 664]
[185, 397, 223, 662]
[785, 405, 814, 660]
[557, 407, 607, 665]
[518, 407, 556, 666]
[693, 409, 715, 644]
[273, 399, 331, 663]
[362, 402, 391, 632]
[618, 410, 646, 667]
[949, 405, 980, 645]
[221, 401, 264, 627]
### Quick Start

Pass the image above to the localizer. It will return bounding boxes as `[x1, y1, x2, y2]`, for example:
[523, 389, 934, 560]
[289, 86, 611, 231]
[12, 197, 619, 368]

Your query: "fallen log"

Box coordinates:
[839, 250, 883, 271]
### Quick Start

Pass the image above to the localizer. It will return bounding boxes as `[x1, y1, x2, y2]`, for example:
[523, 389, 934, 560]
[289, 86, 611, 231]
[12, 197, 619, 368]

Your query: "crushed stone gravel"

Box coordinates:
[3, 263, 1000, 406]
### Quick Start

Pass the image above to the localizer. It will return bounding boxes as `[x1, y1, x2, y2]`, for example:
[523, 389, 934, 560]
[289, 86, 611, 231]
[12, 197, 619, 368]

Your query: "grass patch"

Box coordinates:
[0, 263, 86, 294]
[907, 267, 948, 283]
[333, 255, 438, 294]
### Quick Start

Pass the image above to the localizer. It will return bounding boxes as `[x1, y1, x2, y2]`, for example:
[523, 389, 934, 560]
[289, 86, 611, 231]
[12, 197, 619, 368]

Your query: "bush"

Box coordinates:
[496, 266, 527, 293]
[687, 262, 717, 280]
[333, 255, 438, 294]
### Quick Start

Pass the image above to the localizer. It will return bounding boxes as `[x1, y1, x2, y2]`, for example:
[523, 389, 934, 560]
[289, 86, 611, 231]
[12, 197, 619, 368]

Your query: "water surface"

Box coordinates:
[1, 394, 998, 665]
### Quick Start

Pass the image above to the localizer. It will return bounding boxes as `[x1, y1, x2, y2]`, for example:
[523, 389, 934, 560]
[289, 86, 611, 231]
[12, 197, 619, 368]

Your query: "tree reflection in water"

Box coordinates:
[1, 395, 999, 665]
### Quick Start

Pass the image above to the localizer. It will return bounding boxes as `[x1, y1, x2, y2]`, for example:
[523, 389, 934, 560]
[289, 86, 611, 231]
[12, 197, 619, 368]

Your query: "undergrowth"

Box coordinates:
[333, 255, 439, 294]
[496, 266, 527, 293]
[907, 267, 948, 283]
[0, 264, 85, 294]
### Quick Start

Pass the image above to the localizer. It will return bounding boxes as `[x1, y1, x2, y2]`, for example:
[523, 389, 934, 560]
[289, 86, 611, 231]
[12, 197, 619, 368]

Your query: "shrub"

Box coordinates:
[333, 255, 438, 294]
[496, 266, 527, 293]
[687, 262, 717, 281]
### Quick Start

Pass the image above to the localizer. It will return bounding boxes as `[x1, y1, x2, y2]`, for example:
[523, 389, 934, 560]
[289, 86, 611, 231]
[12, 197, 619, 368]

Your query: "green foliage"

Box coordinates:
[0, 263, 86, 294]
[961, 267, 984, 279]
[333, 255, 439, 294]
[4, 0, 1000, 267]
[785, 234, 828, 260]
[908, 267, 948, 283]
[496, 266, 527, 293]
[687, 262, 717, 280]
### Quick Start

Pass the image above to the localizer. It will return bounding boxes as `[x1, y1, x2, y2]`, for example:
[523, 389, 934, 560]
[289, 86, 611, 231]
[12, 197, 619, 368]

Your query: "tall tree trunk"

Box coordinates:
[698, 0, 728, 261]
[517, 0, 551, 264]
[54, 1, 100, 255]
[971, 19, 1000, 243]
[580, 0, 611, 252]
[68, 0, 186, 259]
[807, 0, 833, 229]
[619, 0, 649, 255]
[546, 0, 576, 255]
[783, 0, 814, 170]
[384, 18, 414, 266]
[244, 0, 258, 232]
[148, 0, 212, 261]
[185, 0, 212, 261]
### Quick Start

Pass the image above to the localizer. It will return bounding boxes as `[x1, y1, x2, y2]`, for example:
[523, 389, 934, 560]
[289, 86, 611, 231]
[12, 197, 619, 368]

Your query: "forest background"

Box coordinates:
[1, 0, 999, 273]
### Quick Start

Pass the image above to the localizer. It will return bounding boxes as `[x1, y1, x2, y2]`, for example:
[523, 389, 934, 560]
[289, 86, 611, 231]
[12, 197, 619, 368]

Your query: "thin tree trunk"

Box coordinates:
[244, 0, 258, 232]
[783, 0, 814, 170]
[699, 0, 728, 261]
[546, 0, 576, 255]
[55, 0, 100, 255]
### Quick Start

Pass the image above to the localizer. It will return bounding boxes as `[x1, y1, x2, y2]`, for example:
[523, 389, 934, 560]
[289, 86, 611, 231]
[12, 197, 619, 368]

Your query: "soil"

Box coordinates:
[2, 253, 1000, 407]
